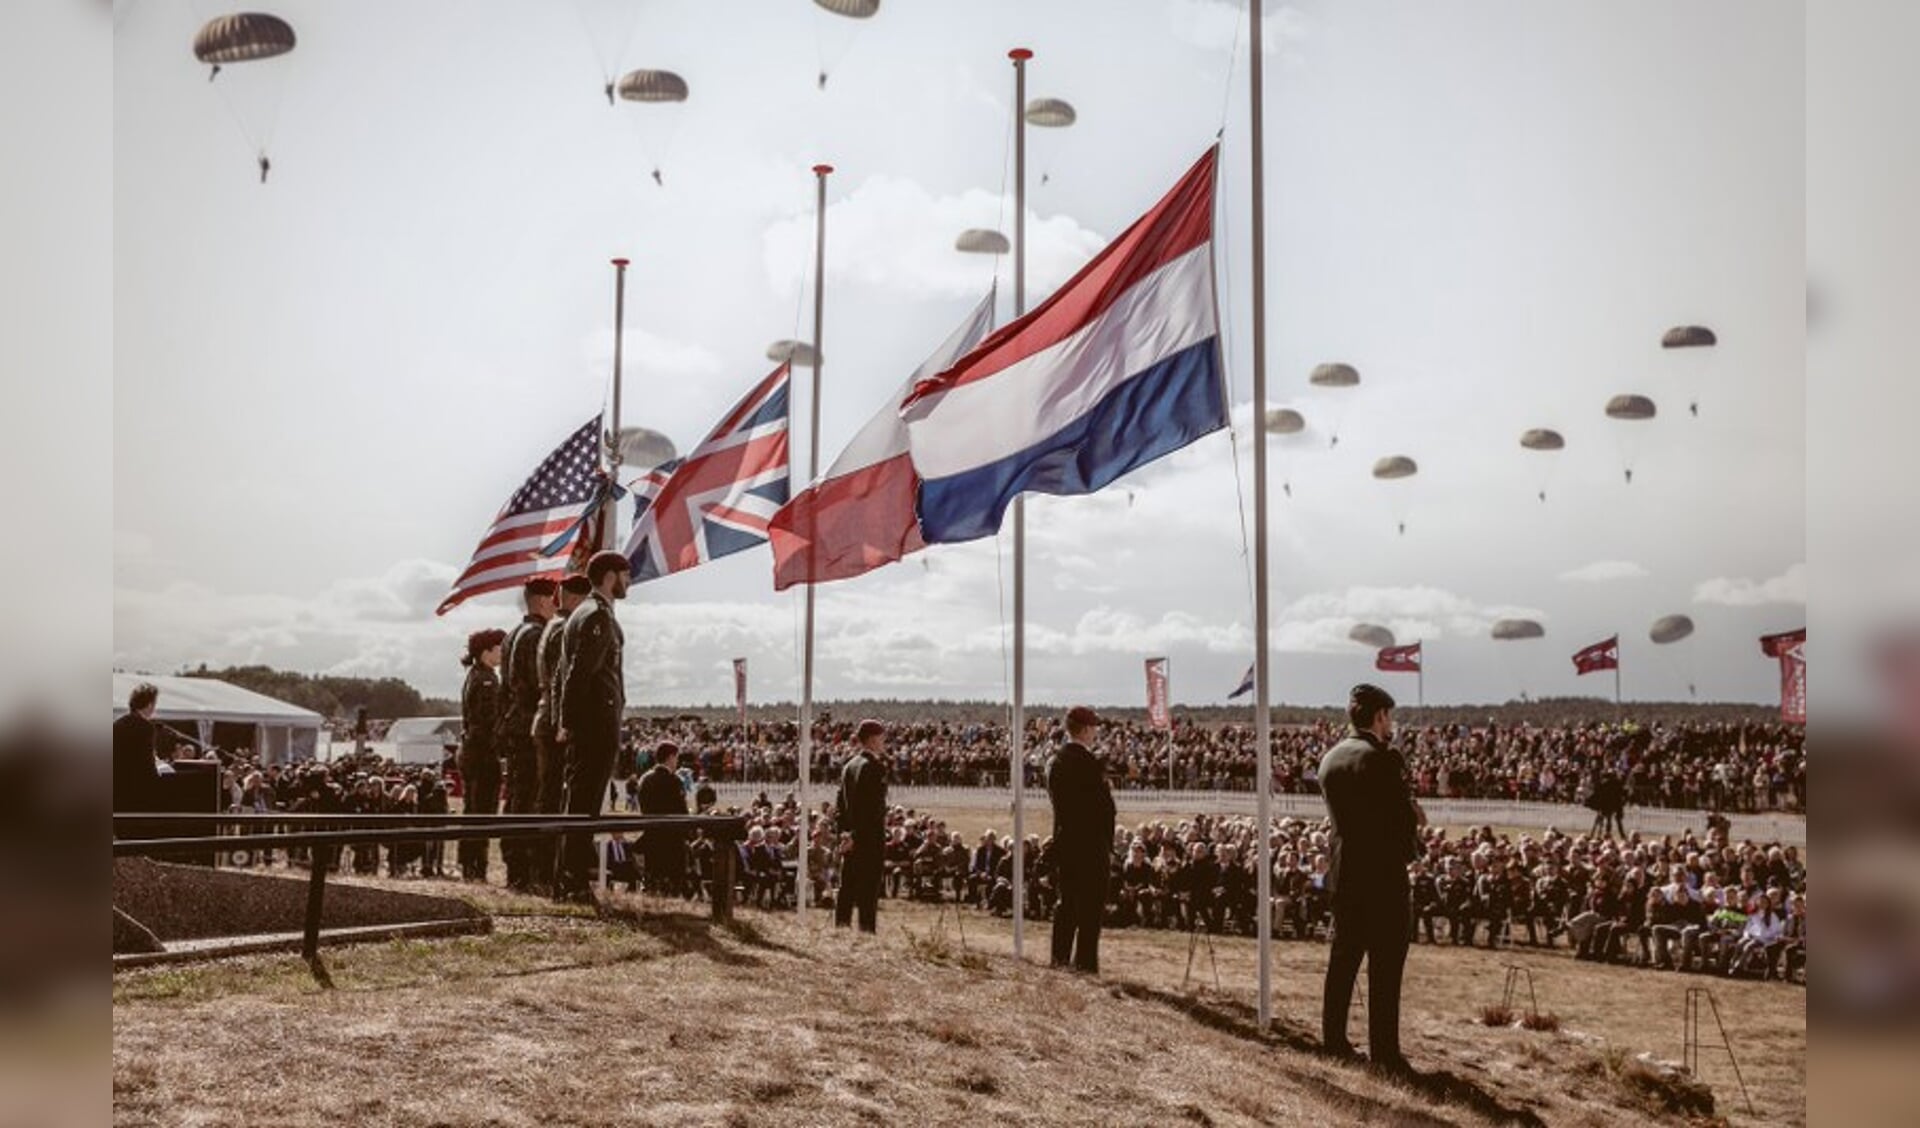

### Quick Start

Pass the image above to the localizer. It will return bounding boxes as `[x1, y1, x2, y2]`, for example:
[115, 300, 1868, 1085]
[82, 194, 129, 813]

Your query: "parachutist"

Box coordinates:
[208, 64, 222, 82]
[1689, 401, 1699, 417]
[604, 81, 615, 106]
[1329, 434, 1339, 449]
[818, 71, 829, 90]
[1283, 482, 1292, 498]
[1624, 469, 1633, 485]
[1538, 491, 1546, 503]
[1041, 173, 1050, 186]
[258, 155, 270, 184]
[651, 168, 663, 187]
[1688, 683, 1697, 698]
[1397, 522, 1406, 536]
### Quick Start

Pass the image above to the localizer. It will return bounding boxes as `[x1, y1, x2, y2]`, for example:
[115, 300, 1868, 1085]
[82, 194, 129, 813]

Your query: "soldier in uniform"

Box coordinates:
[638, 739, 689, 895]
[834, 719, 889, 932]
[457, 628, 507, 882]
[531, 573, 590, 892]
[1319, 683, 1425, 1072]
[499, 577, 558, 891]
[1047, 705, 1116, 973]
[554, 550, 630, 902]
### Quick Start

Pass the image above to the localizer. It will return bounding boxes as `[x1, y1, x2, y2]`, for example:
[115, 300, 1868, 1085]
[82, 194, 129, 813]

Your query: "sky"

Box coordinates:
[111, 0, 1806, 709]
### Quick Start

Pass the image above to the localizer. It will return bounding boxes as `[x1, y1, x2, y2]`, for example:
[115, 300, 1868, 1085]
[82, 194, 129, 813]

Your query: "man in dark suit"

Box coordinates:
[834, 719, 889, 932]
[638, 740, 689, 895]
[1047, 705, 1116, 973]
[1319, 683, 1425, 1071]
[554, 550, 630, 903]
[113, 681, 162, 812]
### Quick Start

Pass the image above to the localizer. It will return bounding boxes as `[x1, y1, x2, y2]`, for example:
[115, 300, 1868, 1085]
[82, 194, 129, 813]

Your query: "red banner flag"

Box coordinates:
[733, 658, 748, 724]
[1145, 657, 1170, 731]
[1375, 642, 1422, 673]
[1760, 627, 1806, 658]
[1777, 639, 1806, 723]
[1573, 636, 1620, 675]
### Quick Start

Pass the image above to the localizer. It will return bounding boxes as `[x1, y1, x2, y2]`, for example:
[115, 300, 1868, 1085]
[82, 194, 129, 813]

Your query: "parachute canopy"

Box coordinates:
[617, 70, 689, 103]
[1263, 408, 1305, 435]
[954, 228, 1010, 254]
[1650, 614, 1696, 645]
[1662, 325, 1718, 349]
[1310, 362, 1360, 388]
[1024, 98, 1077, 128]
[609, 425, 677, 472]
[1491, 619, 1546, 641]
[1349, 623, 1396, 649]
[1372, 456, 1417, 480]
[1606, 394, 1657, 421]
[766, 339, 820, 367]
[814, 0, 881, 17]
[1519, 428, 1565, 451]
[193, 13, 296, 65]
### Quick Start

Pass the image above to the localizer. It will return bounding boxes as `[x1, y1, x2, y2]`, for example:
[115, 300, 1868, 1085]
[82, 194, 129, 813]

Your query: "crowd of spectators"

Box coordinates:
[615, 716, 1806, 813]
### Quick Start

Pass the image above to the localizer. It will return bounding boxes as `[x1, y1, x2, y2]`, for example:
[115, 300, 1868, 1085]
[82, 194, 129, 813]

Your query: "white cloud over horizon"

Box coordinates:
[1693, 562, 1808, 607]
[1560, 560, 1651, 583]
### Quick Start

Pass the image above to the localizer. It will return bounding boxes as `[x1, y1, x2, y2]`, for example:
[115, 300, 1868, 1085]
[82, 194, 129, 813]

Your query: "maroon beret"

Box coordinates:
[1065, 705, 1099, 733]
[587, 550, 631, 583]
[856, 719, 886, 741]
[523, 576, 558, 596]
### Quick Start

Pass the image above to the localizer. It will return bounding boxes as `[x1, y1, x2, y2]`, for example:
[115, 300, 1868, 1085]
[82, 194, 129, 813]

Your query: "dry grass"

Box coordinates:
[114, 865, 1803, 1128]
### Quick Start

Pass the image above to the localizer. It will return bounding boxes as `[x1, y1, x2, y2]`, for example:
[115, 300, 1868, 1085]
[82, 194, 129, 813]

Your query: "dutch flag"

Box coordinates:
[900, 146, 1227, 544]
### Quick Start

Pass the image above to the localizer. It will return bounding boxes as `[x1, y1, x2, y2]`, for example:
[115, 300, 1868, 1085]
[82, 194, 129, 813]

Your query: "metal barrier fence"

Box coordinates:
[708, 784, 1805, 846]
[113, 812, 749, 984]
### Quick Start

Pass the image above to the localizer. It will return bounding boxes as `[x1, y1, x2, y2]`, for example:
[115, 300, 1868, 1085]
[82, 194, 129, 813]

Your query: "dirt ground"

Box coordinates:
[114, 871, 1803, 1128]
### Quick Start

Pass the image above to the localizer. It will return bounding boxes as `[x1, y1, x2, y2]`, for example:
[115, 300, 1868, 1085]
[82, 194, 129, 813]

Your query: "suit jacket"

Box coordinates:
[1317, 728, 1421, 905]
[559, 593, 624, 733]
[836, 750, 888, 841]
[1046, 741, 1116, 867]
[113, 712, 159, 812]
[638, 764, 688, 815]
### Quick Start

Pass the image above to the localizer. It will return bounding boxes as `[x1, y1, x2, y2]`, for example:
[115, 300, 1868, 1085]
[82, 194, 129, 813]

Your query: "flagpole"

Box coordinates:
[799, 163, 833, 919]
[605, 258, 629, 549]
[1418, 640, 1425, 709]
[1008, 46, 1031, 963]
[1248, 0, 1275, 1033]
[1167, 659, 1176, 791]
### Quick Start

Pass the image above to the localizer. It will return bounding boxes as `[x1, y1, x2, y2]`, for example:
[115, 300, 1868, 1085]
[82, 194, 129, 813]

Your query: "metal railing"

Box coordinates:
[113, 812, 748, 985]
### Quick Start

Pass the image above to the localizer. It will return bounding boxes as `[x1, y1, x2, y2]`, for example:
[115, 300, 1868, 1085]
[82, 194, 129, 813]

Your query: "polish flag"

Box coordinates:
[767, 294, 994, 590]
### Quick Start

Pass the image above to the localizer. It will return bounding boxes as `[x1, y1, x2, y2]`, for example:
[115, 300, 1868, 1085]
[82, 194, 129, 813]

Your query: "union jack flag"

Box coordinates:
[624, 365, 791, 582]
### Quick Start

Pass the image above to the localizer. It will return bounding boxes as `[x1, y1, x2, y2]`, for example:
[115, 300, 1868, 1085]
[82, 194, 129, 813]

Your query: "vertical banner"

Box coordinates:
[733, 657, 748, 724]
[1145, 657, 1170, 731]
[1778, 641, 1806, 724]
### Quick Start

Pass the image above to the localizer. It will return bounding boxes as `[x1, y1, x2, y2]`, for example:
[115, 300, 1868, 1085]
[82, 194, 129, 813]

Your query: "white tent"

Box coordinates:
[386, 716, 462, 766]
[112, 673, 324, 766]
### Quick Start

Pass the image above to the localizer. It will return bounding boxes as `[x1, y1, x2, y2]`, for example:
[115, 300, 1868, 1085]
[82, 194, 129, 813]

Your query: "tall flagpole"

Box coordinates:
[1418, 640, 1426, 709]
[1248, 0, 1275, 1033]
[1167, 659, 1176, 791]
[605, 258, 629, 550]
[1009, 46, 1031, 962]
[799, 163, 833, 917]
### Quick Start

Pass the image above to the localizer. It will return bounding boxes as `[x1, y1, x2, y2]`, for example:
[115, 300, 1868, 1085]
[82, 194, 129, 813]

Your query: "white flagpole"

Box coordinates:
[1009, 46, 1031, 963]
[605, 258, 629, 550]
[1248, 0, 1275, 1033]
[799, 162, 832, 918]
[1166, 659, 1176, 791]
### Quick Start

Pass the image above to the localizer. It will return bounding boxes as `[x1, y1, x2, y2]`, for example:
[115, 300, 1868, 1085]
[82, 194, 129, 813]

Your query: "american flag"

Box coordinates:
[437, 416, 603, 615]
[625, 366, 790, 582]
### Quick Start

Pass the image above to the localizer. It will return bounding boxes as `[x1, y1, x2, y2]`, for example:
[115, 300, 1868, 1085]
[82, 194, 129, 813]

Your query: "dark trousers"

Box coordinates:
[556, 724, 616, 897]
[1323, 888, 1411, 1062]
[531, 730, 566, 889]
[1051, 860, 1108, 973]
[458, 753, 500, 880]
[501, 733, 540, 889]
[643, 836, 686, 896]
[835, 838, 882, 931]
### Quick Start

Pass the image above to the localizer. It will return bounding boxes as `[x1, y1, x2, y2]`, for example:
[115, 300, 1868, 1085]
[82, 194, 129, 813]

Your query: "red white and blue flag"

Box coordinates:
[767, 293, 995, 590]
[624, 366, 791, 582]
[900, 147, 1226, 543]
[437, 415, 604, 615]
[1228, 663, 1255, 700]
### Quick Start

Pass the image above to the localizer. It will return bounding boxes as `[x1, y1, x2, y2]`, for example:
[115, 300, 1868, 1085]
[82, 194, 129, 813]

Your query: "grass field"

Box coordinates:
[114, 865, 1804, 1127]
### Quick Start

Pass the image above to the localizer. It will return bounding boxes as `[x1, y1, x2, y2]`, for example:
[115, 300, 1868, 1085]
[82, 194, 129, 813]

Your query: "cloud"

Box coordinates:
[762, 174, 1106, 300]
[1274, 586, 1544, 653]
[1559, 560, 1650, 583]
[1167, 1, 1312, 55]
[1693, 562, 1807, 607]
[585, 326, 725, 385]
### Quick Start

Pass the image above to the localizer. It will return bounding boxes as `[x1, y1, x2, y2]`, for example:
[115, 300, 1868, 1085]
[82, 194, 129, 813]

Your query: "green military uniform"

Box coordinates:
[457, 663, 502, 881]
[499, 612, 549, 890]
[555, 590, 624, 898]
[529, 612, 570, 890]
